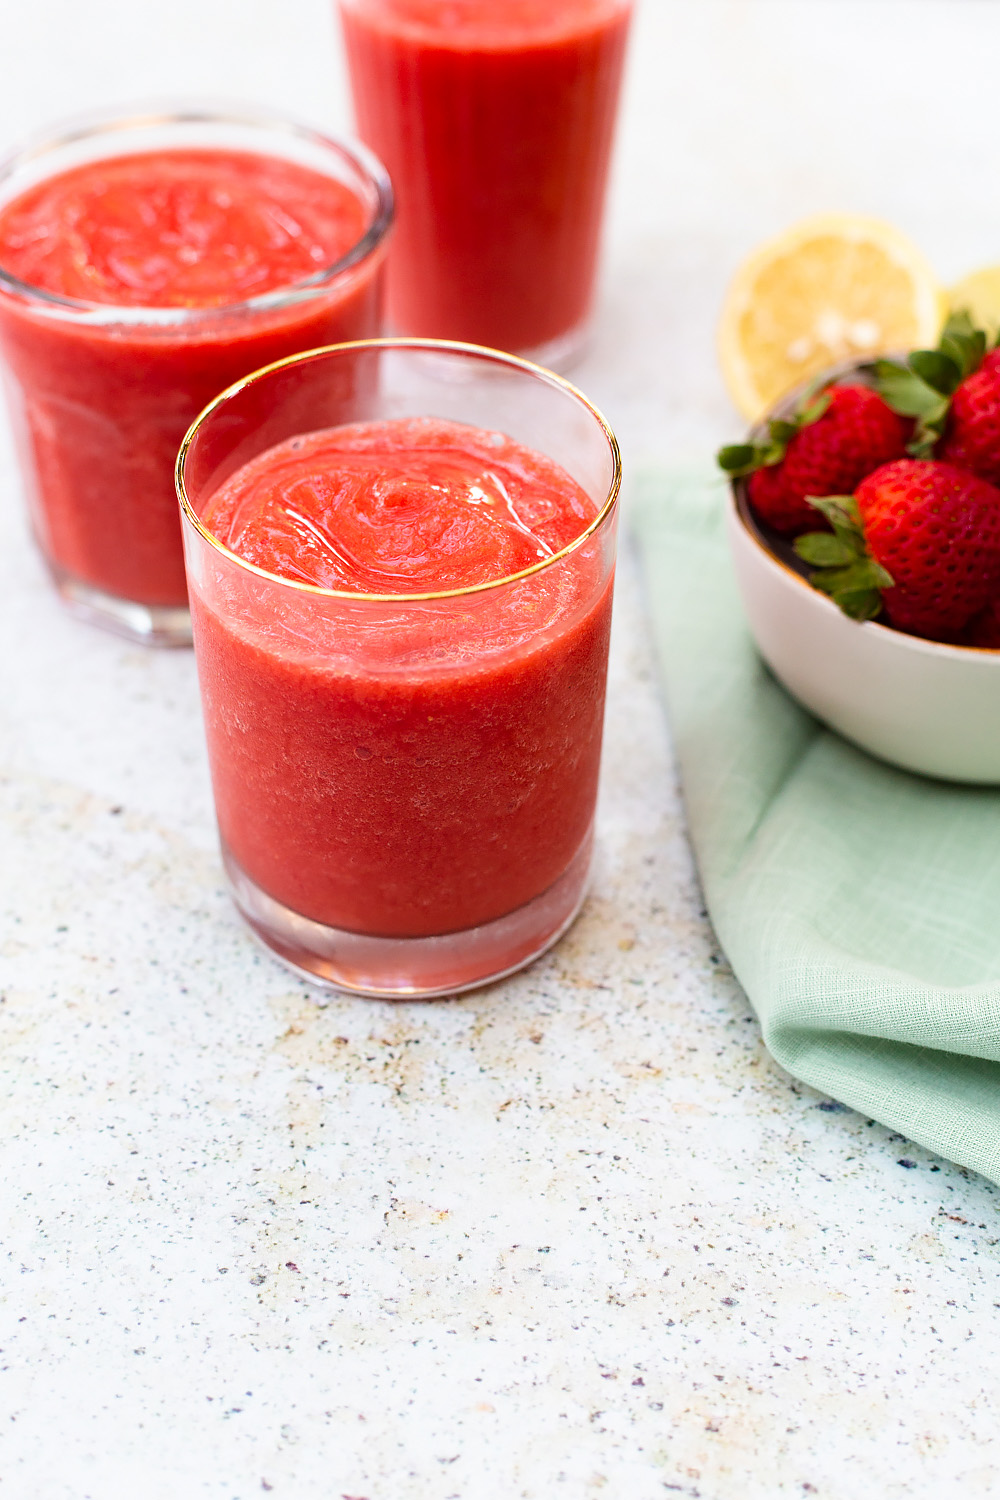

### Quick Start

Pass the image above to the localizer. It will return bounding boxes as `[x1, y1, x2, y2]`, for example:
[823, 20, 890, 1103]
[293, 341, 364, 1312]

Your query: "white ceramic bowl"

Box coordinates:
[727, 374, 1000, 784]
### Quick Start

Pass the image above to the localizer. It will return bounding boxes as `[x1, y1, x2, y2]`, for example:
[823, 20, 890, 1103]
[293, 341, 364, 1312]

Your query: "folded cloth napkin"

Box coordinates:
[631, 469, 1000, 1184]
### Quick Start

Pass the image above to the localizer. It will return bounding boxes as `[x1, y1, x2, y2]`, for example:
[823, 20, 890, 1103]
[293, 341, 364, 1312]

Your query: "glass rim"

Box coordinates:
[337, 0, 634, 48]
[175, 337, 622, 604]
[0, 101, 394, 326]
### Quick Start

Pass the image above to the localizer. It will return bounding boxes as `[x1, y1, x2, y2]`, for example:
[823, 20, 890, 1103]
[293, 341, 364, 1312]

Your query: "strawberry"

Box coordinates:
[938, 348, 1000, 483]
[876, 309, 1000, 483]
[794, 460, 1000, 639]
[964, 596, 1000, 649]
[718, 382, 908, 536]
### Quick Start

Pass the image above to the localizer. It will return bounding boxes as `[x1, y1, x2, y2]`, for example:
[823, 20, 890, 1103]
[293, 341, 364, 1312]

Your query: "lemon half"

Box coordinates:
[949, 265, 1000, 341]
[718, 213, 945, 421]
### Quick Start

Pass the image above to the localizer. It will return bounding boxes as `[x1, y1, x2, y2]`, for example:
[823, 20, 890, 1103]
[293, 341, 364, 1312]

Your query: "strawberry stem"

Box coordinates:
[717, 386, 832, 477]
[793, 495, 894, 622]
[875, 310, 989, 459]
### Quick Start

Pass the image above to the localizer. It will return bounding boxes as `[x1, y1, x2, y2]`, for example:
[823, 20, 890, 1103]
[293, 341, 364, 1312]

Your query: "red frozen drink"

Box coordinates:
[338, 0, 632, 363]
[178, 341, 620, 996]
[0, 108, 392, 643]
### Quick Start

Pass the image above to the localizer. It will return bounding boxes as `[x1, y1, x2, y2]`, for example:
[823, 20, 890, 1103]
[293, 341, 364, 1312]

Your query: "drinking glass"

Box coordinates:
[338, 0, 633, 368]
[0, 104, 393, 645]
[177, 338, 620, 996]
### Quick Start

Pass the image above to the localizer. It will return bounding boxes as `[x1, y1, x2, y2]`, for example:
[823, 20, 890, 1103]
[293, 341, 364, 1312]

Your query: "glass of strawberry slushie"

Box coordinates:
[337, 0, 633, 367]
[177, 339, 620, 996]
[0, 106, 392, 645]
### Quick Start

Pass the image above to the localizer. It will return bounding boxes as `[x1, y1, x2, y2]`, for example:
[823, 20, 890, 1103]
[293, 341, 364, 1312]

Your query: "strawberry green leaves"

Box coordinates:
[939, 311, 990, 378]
[873, 358, 951, 458]
[793, 495, 894, 622]
[717, 442, 769, 478]
[876, 310, 990, 458]
[717, 387, 832, 477]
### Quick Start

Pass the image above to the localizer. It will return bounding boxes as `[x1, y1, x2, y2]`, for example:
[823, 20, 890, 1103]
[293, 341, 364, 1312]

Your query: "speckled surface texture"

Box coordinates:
[4, 4, 1000, 1496]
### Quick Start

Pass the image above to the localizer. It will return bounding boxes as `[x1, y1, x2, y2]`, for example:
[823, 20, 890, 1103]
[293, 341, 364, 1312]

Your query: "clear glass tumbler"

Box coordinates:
[337, 0, 633, 369]
[177, 339, 620, 997]
[0, 104, 393, 645]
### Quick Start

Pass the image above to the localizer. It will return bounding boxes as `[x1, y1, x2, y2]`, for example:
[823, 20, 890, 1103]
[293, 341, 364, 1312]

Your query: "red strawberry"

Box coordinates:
[718, 383, 908, 536]
[877, 309, 1000, 483]
[793, 461, 1000, 639]
[857, 460, 1000, 638]
[939, 348, 1000, 483]
[964, 596, 1000, 649]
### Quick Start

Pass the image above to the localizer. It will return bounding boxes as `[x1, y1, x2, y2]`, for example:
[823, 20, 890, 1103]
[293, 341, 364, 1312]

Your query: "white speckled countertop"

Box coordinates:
[4, 4, 1000, 1496]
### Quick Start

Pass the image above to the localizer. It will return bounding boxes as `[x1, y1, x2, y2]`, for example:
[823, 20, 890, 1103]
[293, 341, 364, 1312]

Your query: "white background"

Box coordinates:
[3, 4, 1000, 1498]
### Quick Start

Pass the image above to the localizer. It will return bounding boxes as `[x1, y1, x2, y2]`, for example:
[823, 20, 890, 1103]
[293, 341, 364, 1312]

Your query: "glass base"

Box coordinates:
[221, 825, 594, 999]
[48, 562, 192, 647]
[517, 321, 591, 375]
[384, 321, 591, 376]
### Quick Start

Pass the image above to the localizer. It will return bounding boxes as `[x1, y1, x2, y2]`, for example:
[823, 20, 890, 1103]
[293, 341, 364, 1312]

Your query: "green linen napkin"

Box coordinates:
[631, 469, 1000, 1184]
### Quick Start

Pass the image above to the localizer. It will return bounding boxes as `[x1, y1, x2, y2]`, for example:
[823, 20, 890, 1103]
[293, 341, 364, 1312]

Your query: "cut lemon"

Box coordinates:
[949, 264, 1000, 340]
[718, 213, 945, 421]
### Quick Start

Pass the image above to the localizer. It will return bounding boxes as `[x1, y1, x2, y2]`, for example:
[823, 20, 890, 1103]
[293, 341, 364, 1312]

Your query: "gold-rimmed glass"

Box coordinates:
[177, 338, 621, 997]
[0, 103, 393, 645]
